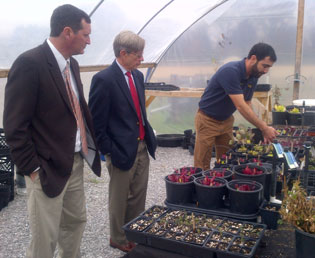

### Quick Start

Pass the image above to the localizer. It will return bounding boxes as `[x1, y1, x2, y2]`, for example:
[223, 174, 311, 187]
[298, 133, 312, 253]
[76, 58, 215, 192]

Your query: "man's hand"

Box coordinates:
[261, 126, 279, 144]
[30, 171, 39, 182]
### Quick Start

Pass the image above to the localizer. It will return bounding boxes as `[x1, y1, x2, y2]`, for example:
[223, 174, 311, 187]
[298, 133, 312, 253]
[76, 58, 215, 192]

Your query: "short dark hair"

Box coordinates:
[50, 4, 91, 37]
[247, 43, 277, 62]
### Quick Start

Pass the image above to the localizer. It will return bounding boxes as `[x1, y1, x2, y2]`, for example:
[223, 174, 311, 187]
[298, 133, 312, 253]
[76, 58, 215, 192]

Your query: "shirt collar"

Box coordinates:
[47, 39, 70, 73]
[115, 59, 129, 76]
[240, 58, 247, 81]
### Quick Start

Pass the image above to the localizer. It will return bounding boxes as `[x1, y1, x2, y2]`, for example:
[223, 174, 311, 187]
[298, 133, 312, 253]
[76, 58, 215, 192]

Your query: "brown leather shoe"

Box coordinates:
[128, 241, 136, 249]
[109, 238, 133, 252]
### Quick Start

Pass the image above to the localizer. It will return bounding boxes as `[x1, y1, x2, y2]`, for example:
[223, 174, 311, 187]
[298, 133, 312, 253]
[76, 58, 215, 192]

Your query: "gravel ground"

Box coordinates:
[0, 147, 193, 258]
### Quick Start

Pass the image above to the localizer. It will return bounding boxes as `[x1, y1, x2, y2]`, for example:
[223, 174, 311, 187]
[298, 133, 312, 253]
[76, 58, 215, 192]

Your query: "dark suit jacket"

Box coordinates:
[3, 41, 101, 197]
[88, 60, 156, 170]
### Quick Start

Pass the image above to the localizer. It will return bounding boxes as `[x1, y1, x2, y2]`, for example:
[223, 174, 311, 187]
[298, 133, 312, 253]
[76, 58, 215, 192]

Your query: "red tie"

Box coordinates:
[126, 71, 145, 140]
[64, 62, 88, 155]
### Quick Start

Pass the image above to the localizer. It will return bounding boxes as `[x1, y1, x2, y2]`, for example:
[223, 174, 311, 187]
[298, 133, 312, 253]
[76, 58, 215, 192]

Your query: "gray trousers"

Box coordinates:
[106, 141, 149, 245]
[25, 153, 86, 258]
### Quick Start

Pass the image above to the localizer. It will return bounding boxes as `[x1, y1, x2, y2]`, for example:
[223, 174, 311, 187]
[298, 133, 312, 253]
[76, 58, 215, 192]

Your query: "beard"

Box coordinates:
[251, 62, 264, 78]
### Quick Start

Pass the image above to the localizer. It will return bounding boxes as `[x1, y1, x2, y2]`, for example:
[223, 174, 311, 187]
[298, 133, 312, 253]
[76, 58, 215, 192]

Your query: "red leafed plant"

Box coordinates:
[234, 183, 256, 191]
[251, 158, 262, 166]
[242, 166, 263, 175]
[209, 169, 228, 178]
[167, 174, 191, 183]
[174, 167, 199, 176]
[201, 176, 224, 187]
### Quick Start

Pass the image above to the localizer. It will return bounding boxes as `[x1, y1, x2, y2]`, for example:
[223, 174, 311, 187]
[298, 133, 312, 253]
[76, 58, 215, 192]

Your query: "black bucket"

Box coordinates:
[272, 111, 287, 125]
[194, 176, 227, 209]
[227, 180, 263, 214]
[164, 175, 194, 204]
[288, 113, 302, 125]
[295, 228, 315, 258]
[233, 164, 266, 190]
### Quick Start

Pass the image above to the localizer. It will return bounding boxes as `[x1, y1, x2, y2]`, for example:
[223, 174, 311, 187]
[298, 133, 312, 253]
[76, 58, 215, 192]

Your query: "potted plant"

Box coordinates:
[287, 106, 302, 126]
[259, 201, 281, 229]
[272, 104, 287, 125]
[279, 179, 315, 258]
[174, 166, 203, 178]
[203, 168, 233, 181]
[194, 176, 227, 209]
[233, 164, 266, 192]
[165, 173, 194, 204]
[227, 180, 263, 214]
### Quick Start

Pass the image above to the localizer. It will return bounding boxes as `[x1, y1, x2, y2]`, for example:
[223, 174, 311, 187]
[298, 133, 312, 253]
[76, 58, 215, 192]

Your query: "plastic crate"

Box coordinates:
[300, 170, 315, 194]
[0, 129, 10, 155]
[0, 155, 14, 201]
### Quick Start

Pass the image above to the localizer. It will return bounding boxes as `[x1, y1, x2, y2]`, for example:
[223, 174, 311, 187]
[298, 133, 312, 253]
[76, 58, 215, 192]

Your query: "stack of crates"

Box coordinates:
[0, 128, 14, 211]
[301, 141, 315, 195]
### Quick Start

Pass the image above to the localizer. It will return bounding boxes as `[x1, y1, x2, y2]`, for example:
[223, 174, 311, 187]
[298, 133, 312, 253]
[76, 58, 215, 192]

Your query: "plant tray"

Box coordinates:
[123, 205, 266, 258]
[164, 200, 260, 222]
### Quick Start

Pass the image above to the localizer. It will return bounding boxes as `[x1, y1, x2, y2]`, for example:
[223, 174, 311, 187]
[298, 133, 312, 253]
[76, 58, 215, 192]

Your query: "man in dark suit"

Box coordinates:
[3, 5, 101, 258]
[89, 30, 157, 253]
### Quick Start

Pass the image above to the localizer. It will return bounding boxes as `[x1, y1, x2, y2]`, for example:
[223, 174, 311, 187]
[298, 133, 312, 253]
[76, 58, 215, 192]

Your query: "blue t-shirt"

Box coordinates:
[199, 58, 258, 121]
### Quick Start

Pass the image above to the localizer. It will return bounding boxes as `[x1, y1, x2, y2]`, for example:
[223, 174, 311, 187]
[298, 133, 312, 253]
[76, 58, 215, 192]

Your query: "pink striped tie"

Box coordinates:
[64, 62, 88, 155]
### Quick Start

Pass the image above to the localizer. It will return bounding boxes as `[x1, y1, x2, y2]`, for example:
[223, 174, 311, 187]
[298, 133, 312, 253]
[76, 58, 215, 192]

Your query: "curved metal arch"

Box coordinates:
[89, 0, 105, 17]
[137, 0, 174, 35]
[144, 0, 232, 82]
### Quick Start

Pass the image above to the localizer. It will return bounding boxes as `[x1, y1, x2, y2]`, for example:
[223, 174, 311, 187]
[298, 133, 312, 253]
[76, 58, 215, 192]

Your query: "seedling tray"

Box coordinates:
[164, 200, 260, 222]
[123, 205, 266, 258]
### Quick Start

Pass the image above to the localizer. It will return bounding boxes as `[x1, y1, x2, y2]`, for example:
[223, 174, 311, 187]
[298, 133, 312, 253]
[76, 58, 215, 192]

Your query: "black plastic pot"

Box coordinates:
[287, 112, 302, 125]
[164, 175, 194, 204]
[194, 176, 227, 209]
[303, 112, 315, 126]
[272, 111, 287, 125]
[259, 202, 281, 229]
[295, 228, 315, 258]
[248, 162, 273, 201]
[156, 134, 184, 147]
[233, 164, 266, 192]
[227, 180, 263, 214]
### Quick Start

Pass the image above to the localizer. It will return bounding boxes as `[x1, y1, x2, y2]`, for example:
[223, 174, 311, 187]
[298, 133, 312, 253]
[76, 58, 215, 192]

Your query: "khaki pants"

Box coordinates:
[25, 153, 86, 258]
[194, 109, 234, 171]
[106, 141, 149, 245]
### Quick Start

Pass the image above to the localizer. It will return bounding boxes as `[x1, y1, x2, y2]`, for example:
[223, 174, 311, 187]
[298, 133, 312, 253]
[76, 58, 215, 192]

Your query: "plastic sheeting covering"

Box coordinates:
[82, 0, 234, 65]
[1, 0, 315, 132]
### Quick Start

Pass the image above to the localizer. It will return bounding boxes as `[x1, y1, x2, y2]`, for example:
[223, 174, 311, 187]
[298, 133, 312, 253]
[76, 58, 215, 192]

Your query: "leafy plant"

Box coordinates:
[200, 176, 224, 186]
[274, 104, 286, 112]
[208, 169, 229, 178]
[234, 124, 255, 144]
[242, 166, 264, 175]
[167, 174, 192, 183]
[174, 167, 199, 176]
[279, 179, 315, 233]
[234, 183, 256, 191]
[289, 107, 300, 114]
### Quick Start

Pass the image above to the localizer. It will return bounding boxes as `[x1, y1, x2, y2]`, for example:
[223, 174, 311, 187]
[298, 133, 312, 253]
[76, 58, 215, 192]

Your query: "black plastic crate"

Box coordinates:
[300, 170, 315, 194]
[0, 183, 11, 211]
[0, 129, 10, 155]
[0, 155, 14, 201]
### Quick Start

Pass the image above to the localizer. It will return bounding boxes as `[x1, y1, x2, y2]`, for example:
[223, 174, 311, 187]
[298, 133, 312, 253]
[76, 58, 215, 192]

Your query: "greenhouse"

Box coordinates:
[0, 1, 314, 258]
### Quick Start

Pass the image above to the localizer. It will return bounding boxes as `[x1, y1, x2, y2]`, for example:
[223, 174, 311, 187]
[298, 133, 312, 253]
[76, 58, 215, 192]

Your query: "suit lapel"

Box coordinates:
[42, 42, 73, 114]
[112, 62, 137, 114]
